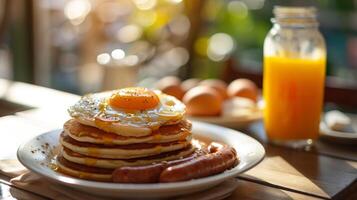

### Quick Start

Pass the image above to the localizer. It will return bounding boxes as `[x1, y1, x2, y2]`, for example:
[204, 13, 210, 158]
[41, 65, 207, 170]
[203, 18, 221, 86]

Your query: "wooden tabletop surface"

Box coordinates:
[0, 79, 356, 200]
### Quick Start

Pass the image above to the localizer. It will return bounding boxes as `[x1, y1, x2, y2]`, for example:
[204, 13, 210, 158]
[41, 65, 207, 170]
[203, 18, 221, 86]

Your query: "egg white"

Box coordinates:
[68, 90, 186, 136]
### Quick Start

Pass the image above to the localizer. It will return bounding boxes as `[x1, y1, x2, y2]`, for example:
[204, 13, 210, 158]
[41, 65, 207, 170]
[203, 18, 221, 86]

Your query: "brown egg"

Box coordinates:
[227, 79, 258, 102]
[183, 86, 223, 116]
[156, 76, 184, 100]
[181, 78, 200, 93]
[199, 79, 228, 99]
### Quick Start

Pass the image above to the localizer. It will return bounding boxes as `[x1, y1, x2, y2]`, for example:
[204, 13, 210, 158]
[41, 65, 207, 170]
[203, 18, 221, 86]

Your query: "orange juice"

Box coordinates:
[263, 56, 325, 140]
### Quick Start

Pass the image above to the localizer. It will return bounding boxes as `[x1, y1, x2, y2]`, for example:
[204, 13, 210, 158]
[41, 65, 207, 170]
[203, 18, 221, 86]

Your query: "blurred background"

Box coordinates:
[0, 0, 356, 107]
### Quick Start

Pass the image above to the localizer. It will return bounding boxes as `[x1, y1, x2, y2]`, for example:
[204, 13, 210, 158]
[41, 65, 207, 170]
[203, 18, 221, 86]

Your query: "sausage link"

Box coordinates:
[159, 146, 238, 183]
[112, 163, 165, 183]
[112, 154, 197, 183]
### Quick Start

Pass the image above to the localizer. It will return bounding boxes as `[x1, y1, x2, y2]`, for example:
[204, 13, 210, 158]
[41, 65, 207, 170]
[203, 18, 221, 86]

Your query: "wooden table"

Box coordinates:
[0, 79, 356, 200]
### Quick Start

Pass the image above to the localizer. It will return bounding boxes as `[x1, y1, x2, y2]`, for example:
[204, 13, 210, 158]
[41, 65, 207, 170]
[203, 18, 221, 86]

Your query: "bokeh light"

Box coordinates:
[122, 55, 139, 66]
[168, 15, 190, 36]
[228, 1, 248, 19]
[64, 0, 91, 26]
[117, 25, 143, 43]
[164, 47, 189, 68]
[133, 0, 157, 10]
[97, 53, 111, 65]
[241, 0, 265, 10]
[111, 49, 126, 60]
[207, 33, 235, 61]
[166, 0, 183, 4]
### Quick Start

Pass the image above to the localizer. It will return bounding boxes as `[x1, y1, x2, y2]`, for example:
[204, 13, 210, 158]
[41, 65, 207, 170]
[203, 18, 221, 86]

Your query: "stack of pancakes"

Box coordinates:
[57, 101, 194, 181]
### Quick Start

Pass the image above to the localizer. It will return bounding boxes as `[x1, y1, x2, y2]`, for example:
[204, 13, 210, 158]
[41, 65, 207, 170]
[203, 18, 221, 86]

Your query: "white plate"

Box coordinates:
[188, 112, 262, 129]
[319, 112, 357, 144]
[320, 122, 357, 145]
[320, 122, 357, 139]
[17, 121, 265, 199]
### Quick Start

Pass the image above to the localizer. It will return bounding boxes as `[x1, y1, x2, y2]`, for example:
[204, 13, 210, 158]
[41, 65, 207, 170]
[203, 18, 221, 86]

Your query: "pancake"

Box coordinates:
[61, 144, 195, 169]
[75, 117, 153, 137]
[64, 119, 192, 145]
[60, 133, 191, 159]
[57, 155, 112, 182]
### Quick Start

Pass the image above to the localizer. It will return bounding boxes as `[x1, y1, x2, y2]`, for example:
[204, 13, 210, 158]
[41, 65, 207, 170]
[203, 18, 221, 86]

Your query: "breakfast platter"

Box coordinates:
[18, 122, 265, 198]
[17, 87, 265, 198]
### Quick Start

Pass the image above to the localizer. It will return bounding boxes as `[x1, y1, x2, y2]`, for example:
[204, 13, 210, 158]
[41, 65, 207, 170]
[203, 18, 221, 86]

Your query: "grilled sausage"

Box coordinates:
[112, 143, 238, 183]
[159, 145, 238, 182]
[112, 154, 197, 183]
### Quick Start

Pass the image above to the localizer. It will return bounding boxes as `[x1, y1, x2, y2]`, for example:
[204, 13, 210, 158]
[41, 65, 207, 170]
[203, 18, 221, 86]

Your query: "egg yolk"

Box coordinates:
[109, 87, 159, 110]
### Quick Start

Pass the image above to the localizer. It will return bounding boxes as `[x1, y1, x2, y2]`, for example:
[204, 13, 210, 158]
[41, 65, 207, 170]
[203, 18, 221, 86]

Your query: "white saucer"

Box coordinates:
[188, 112, 262, 129]
[17, 121, 265, 199]
[320, 122, 357, 144]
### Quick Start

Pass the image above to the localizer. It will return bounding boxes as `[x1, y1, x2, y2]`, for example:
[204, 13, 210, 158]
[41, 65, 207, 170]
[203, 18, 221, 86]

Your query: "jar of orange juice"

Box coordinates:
[263, 6, 326, 148]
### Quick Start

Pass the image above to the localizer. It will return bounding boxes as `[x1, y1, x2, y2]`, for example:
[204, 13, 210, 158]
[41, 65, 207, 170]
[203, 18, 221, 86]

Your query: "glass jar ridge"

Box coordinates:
[264, 6, 325, 59]
[272, 6, 318, 28]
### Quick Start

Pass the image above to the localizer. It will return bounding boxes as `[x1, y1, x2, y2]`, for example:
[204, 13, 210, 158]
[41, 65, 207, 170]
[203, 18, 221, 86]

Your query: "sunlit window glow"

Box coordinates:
[97, 53, 111, 65]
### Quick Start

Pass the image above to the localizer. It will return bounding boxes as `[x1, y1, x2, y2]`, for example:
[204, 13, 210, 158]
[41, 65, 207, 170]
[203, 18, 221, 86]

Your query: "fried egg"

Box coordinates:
[68, 87, 186, 137]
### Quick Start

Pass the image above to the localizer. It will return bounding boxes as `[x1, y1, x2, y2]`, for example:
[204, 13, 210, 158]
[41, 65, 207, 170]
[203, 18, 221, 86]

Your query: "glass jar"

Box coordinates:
[263, 6, 326, 148]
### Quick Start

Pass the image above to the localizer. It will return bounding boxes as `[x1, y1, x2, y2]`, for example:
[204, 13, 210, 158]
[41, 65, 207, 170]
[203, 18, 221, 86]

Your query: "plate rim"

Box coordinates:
[17, 121, 265, 191]
[320, 122, 357, 140]
[189, 114, 261, 121]
[188, 112, 262, 125]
